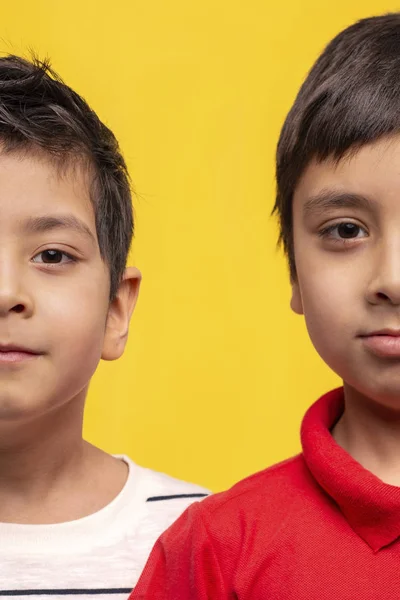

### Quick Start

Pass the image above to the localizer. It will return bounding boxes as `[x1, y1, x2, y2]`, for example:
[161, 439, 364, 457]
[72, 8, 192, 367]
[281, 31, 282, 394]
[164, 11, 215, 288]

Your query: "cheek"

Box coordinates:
[296, 262, 359, 365]
[39, 276, 110, 372]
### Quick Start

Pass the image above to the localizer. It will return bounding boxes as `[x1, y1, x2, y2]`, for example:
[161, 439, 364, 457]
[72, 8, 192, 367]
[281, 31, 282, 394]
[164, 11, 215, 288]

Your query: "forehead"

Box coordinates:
[293, 136, 400, 211]
[0, 150, 95, 226]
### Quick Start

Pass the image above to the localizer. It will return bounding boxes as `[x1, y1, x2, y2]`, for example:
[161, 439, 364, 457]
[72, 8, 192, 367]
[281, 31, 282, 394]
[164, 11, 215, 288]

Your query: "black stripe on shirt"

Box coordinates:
[146, 493, 208, 502]
[0, 590, 132, 596]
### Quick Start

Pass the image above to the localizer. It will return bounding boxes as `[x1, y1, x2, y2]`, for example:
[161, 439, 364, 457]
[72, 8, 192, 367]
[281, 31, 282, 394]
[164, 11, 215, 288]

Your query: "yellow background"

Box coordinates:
[0, 1, 394, 492]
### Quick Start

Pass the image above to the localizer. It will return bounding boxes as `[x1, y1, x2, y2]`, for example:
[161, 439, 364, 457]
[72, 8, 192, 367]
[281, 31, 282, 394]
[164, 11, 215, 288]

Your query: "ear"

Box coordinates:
[101, 267, 141, 361]
[290, 279, 304, 315]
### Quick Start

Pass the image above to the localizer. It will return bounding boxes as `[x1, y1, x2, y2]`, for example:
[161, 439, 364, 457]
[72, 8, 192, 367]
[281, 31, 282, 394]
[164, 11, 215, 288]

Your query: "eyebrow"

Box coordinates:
[22, 215, 96, 244]
[303, 190, 376, 218]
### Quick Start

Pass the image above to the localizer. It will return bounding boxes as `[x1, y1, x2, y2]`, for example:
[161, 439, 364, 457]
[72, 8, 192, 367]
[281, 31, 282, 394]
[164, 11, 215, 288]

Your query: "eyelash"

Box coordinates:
[31, 249, 78, 267]
[318, 222, 368, 244]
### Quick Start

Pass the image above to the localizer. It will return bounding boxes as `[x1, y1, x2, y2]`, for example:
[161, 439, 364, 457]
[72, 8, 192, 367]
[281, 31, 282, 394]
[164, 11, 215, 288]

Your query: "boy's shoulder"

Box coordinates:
[128, 458, 210, 531]
[206, 453, 308, 508]
[133, 453, 318, 594]
[134, 461, 210, 502]
[191, 453, 315, 541]
[120, 458, 211, 562]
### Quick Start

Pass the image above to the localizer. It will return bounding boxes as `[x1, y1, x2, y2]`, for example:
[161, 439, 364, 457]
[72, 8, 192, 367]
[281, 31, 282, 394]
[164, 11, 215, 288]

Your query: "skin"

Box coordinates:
[291, 135, 400, 485]
[0, 150, 140, 523]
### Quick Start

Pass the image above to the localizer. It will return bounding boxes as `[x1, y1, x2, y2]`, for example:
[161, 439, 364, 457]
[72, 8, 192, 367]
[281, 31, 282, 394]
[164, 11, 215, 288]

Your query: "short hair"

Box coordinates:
[0, 54, 133, 299]
[274, 13, 400, 279]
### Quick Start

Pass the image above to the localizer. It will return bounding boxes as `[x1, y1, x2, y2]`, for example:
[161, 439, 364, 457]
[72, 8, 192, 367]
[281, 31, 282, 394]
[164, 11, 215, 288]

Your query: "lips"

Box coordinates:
[0, 344, 42, 364]
[361, 330, 400, 358]
[0, 344, 40, 353]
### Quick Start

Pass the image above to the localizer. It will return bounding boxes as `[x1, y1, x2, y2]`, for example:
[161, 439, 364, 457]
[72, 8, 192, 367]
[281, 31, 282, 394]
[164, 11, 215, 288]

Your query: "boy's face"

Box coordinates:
[0, 151, 139, 424]
[291, 135, 400, 407]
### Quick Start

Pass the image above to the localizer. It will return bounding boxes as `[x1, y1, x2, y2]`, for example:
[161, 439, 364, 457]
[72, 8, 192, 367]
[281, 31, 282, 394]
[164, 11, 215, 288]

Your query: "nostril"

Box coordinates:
[12, 304, 24, 313]
[376, 292, 390, 301]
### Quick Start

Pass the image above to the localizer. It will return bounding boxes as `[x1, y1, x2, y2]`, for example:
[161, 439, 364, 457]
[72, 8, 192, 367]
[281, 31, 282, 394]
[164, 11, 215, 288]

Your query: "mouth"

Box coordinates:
[360, 330, 400, 358]
[0, 345, 42, 364]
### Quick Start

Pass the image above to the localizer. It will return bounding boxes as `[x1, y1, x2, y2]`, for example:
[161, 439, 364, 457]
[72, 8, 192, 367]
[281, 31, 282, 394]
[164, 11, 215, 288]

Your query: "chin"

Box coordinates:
[347, 377, 400, 414]
[0, 395, 44, 422]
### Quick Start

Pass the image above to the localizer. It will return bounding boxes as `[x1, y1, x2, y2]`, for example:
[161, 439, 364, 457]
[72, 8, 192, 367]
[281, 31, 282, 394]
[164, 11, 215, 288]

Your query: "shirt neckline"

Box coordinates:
[301, 388, 400, 551]
[0, 455, 148, 553]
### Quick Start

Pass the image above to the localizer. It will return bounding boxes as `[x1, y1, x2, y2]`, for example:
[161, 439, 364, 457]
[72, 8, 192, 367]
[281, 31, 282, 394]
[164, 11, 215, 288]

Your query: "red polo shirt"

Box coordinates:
[131, 388, 400, 599]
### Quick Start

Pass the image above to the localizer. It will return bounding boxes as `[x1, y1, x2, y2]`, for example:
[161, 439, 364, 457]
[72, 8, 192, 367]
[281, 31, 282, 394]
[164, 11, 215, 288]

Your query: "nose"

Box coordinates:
[0, 262, 33, 318]
[366, 240, 400, 306]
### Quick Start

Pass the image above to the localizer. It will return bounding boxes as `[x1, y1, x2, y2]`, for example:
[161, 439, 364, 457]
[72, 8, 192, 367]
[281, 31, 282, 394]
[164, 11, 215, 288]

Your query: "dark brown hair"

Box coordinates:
[0, 55, 133, 298]
[274, 13, 400, 279]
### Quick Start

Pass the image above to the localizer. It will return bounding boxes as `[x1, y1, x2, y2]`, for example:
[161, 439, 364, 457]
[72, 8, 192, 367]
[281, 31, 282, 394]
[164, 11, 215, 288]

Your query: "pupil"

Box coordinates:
[338, 223, 358, 238]
[43, 250, 61, 263]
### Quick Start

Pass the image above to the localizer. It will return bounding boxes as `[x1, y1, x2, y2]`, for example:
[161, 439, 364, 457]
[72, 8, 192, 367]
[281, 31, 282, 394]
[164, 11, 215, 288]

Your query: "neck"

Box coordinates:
[0, 392, 86, 500]
[0, 390, 128, 524]
[333, 383, 400, 485]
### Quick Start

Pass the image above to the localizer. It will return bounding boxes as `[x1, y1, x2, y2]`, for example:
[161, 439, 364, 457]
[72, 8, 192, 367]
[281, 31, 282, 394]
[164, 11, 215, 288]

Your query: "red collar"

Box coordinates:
[301, 388, 400, 552]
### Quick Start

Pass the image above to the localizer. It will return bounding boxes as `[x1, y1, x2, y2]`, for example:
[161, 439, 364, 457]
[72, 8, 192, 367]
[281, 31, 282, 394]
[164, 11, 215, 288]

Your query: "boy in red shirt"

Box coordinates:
[131, 13, 400, 599]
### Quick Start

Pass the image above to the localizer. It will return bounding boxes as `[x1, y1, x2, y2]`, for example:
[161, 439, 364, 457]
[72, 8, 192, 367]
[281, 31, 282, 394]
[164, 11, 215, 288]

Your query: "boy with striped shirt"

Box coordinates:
[0, 56, 208, 599]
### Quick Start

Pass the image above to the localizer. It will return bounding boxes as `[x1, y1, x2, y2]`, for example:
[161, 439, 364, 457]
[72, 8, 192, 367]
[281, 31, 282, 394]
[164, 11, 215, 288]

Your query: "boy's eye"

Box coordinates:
[337, 223, 361, 238]
[32, 250, 74, 264]
[319, 222, 368, 240]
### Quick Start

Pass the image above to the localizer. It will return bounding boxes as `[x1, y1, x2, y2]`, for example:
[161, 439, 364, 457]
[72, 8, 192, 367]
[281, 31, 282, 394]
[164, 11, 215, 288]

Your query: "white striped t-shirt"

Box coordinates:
[0, 456, 209, 600]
